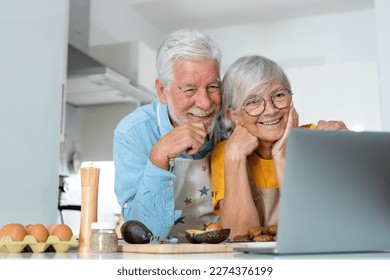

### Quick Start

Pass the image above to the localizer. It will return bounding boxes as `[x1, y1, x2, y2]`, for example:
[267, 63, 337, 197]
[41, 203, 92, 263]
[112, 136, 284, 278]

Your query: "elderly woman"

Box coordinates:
[211, 55, 347, 238]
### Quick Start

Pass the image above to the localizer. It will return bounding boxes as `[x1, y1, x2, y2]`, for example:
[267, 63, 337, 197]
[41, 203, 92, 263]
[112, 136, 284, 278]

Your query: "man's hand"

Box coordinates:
[317, 120, 348, 130]
[150, 122, 207, 170]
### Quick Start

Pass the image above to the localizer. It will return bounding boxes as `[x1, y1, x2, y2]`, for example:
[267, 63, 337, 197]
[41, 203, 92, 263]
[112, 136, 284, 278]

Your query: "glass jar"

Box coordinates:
[90, 222, 118, 253]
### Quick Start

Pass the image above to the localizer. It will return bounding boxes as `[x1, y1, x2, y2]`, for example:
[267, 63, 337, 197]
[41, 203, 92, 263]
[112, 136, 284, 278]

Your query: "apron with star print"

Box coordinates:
[168, 155, 220, 242]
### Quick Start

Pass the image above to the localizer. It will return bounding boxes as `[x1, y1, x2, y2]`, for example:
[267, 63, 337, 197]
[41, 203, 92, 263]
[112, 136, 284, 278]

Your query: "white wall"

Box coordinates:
[64, 102, 138, 164]
[81, 103, 139, 161]
[0, 0, 68, 225]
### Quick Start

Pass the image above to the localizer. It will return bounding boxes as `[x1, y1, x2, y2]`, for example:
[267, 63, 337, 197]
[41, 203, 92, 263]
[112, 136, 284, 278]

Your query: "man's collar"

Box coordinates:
[158, 102, 173, 137]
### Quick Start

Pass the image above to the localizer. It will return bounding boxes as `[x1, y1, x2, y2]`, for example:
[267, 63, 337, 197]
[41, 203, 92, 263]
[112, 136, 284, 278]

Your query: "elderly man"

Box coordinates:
[114, 29, 223, 242]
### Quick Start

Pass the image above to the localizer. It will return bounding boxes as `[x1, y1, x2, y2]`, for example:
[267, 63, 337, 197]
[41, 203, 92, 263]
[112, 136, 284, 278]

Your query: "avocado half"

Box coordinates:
[185, 228, 230, 244]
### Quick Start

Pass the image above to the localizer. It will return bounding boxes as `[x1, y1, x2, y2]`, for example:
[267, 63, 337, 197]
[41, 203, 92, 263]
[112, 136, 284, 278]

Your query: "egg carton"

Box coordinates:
[0, 235, 77, 253]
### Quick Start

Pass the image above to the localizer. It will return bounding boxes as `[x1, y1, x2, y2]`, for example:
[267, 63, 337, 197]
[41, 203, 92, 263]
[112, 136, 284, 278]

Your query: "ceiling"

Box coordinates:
[128, 0, 374, 33]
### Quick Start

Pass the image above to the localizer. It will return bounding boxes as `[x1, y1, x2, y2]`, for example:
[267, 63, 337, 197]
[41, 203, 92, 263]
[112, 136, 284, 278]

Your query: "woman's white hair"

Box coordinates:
[221, 55, 291, 137]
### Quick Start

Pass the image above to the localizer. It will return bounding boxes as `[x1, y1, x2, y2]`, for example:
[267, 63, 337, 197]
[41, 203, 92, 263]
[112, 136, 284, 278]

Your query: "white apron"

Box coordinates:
[156, 103, 219, 242]
[250, 186, 280, 227]
[168, 155, 220, 242]
[248, 163, 280, 227]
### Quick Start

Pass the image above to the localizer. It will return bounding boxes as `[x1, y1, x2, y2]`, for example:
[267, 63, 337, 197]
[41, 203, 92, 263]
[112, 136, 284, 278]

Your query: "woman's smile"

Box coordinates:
[258, 117, 282, 126]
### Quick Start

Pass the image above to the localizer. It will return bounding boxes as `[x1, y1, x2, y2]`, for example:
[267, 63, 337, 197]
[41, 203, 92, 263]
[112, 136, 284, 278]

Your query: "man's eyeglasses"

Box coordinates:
[241, 89, 293, 117]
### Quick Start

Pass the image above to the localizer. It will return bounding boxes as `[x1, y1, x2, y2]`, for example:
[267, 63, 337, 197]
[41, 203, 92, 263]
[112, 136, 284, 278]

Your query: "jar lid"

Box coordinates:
[91, 222, 117, 230]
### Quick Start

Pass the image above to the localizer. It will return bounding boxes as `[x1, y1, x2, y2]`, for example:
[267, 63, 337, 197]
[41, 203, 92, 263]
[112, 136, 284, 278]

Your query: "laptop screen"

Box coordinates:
[275, 129, 390, 254]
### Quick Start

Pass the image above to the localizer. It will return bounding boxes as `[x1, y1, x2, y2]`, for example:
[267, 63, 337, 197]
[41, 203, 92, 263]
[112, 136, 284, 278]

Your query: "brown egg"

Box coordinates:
[0, 223, 27, 241]
[46, 224, 58, 235]
[52, 224, 73, 241]
[25, 224, 33, 231]
[27, 223, 49, 242]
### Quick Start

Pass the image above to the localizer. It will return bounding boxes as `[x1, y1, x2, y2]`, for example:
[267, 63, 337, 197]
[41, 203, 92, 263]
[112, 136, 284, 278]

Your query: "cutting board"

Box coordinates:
[118, 242, 248, 254]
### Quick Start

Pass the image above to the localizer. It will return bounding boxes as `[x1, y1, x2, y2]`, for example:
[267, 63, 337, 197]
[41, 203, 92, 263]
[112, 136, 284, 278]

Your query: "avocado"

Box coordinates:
[184, 230, 203, 244]
[120, 220, 153, 244]
[185, 228, 230, 244]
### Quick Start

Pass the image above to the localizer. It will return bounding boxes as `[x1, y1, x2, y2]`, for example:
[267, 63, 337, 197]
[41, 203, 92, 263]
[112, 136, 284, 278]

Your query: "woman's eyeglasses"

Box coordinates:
[242, 89, 293, 117]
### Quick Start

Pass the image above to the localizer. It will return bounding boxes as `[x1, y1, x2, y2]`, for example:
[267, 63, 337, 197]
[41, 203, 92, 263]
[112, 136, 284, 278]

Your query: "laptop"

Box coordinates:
[235, 129, 390, 254]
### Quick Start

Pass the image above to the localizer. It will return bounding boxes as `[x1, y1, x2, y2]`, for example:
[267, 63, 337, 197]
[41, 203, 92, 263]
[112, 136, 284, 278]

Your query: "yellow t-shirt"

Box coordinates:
[211, 124, 317, 214]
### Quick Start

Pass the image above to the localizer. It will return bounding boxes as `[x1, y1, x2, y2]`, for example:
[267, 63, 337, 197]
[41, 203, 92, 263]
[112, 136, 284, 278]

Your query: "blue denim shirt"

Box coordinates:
[113, 99, 221, 239]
